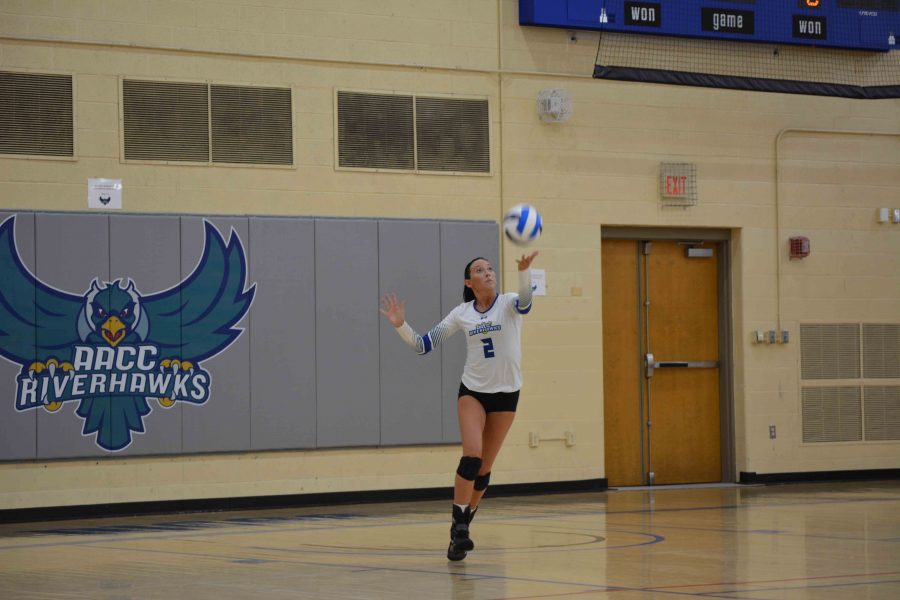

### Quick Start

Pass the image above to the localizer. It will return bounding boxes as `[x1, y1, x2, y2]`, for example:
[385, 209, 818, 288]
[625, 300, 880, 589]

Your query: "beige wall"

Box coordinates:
[0, 0, 898, 510]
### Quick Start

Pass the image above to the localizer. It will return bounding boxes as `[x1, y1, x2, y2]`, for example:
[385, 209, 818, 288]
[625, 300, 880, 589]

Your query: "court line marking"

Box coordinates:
[248, 529, 663, 556]
[77, 543, 642, 594]
[548, 518, 900, 545]
[0, 517, 662, 553]
[491, 571, 900, 600]
[11, 533, 900, 600]
[696, 577, 900, 599]
[50, 541, 829, 600]
[2, 491, 898, 554]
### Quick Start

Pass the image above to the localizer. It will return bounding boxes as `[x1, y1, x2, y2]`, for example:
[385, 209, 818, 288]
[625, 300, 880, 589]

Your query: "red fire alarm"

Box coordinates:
[789, 236, 810, 259]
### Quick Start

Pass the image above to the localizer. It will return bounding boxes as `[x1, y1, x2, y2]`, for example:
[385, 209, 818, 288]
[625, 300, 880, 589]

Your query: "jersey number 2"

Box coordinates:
[481, 338, 495, 358]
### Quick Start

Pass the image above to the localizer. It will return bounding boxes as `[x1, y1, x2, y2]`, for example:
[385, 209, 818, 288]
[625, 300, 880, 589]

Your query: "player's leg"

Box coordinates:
[455, 394, 486, 505]
[448, 394, 486, 560]
[469, 410, 516, 511]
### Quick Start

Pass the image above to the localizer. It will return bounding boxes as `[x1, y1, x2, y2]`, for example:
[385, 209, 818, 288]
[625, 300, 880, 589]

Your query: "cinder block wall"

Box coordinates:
[0, 0, 898, 510]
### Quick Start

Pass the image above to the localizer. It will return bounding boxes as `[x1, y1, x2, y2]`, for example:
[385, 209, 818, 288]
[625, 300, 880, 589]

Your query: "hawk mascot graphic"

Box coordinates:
[0, 216, 255, 451]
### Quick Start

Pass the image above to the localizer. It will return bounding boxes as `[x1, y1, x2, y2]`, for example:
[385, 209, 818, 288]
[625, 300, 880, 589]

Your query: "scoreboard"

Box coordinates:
[520, 0, 899, 51]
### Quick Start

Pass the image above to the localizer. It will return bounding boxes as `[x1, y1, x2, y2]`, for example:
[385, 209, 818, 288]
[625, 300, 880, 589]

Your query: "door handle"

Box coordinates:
[646, 355, 718, 378]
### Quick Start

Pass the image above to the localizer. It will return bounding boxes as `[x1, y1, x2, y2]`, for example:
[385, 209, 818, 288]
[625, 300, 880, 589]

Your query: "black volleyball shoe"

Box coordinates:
[447, 505, 474, 560]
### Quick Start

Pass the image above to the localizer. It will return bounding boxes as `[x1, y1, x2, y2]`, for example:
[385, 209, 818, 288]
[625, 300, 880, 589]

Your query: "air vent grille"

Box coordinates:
[211, 85, 293, 165]
[802, 386, 862, 443]
[863, 386, 900, 441]
[415, 97, 490, 173]
[862, 324, 900, 379]
[337, 91, 414, 170]
[124, 79, 293, 165]
[336, 91, 490, 173]
[123, 79, 210, 162]
[0, 71, 73, 157]
[800, 324, 860, 380]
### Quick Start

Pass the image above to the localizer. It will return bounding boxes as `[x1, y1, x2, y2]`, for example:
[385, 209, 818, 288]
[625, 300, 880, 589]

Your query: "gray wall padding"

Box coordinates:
[315, 219, 381, 448]
[0, 212, 36, 460]
[0, 213, 498, 459]
[248, 218, 317, 451]
[35, 213, 110, 459]
[378, 220, 443, 445]
[110, 214, 183, 457]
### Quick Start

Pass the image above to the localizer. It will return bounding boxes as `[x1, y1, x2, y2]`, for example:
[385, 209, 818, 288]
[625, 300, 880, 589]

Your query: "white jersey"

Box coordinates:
[395, 270, 533, 393]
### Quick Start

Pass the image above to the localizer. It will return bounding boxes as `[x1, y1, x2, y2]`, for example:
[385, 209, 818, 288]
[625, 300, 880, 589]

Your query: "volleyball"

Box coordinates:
[503, 204, 542, 245]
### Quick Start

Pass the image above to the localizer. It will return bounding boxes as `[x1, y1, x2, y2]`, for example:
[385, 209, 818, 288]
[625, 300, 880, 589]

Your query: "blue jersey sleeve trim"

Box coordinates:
[422, 333, 433, 354]
[515, 299, 532, 314]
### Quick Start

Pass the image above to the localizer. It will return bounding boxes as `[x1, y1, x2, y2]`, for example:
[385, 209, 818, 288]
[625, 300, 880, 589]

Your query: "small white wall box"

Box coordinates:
[536, 89, 572, 123]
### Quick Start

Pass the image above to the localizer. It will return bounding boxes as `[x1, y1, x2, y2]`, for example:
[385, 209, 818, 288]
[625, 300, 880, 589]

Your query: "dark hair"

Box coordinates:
[463, 257, 488, 302]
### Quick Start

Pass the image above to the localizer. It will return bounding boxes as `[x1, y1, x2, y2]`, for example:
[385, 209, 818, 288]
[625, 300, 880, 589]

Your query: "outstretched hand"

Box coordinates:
[516, 251, 539, 271]
[379, 293, 406, 328]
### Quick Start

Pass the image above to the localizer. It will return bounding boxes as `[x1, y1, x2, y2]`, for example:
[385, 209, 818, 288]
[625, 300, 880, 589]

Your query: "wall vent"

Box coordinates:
[124, 79, 293, 165]
[802, 386, 862, 443]
[415, 96, 490, 173]
[123, 79, 209, 162]
[862, 324, 900, 379]
[864, 386, 900, 441]
[0, 71, 73, 157]
[211, 85, 293, 165]
[800, 324, 860, 380]
[336, 91, 490, 173]
[337, 91, 414, 170]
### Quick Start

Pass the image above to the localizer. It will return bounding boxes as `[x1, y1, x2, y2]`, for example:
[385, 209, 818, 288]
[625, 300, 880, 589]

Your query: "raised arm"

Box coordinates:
[514, 251, 538, 313]
[380, 293, 459, 355]
[379, 292, 406, 327]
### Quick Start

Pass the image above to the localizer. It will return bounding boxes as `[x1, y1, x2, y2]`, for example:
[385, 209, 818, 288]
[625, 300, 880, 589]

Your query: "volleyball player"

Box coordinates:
[380, 251, 538, 560]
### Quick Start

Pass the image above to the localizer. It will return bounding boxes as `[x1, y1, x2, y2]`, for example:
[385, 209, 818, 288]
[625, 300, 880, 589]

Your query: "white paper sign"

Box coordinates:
[88, 178, 122, 209]
[530, 268, 546, 296]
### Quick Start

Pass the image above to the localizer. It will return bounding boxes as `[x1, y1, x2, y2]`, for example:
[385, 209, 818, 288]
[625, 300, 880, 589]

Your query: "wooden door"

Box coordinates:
[602, 239, 721, 486]
[602, 240, 644, 486]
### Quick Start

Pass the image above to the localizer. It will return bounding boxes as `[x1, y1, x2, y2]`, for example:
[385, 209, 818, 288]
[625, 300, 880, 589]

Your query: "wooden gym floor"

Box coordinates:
[1, 480, 899, 599]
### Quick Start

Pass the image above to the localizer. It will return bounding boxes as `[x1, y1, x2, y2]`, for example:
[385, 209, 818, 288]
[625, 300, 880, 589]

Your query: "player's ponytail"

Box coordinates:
[463, 257, 487, 302]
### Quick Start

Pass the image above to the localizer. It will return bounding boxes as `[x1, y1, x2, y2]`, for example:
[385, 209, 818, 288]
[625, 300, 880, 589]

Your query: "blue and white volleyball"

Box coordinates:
[503, 204, 542, 245]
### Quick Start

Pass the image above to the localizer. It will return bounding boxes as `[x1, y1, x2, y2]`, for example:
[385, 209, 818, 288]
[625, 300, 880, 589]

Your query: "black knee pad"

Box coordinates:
[474, 471, 491, 492]
[456, 456, 482, 481]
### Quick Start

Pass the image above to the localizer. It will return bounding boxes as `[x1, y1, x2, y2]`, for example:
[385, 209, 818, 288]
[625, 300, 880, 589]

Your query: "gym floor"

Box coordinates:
[1, 480, 899, 599]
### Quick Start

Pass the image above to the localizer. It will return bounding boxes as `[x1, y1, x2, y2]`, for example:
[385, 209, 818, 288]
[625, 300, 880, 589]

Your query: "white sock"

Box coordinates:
[454, 503, 468, 512]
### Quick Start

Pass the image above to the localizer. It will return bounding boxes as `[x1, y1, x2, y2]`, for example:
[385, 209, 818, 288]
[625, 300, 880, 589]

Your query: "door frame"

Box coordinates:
[601, 227, 736, 483]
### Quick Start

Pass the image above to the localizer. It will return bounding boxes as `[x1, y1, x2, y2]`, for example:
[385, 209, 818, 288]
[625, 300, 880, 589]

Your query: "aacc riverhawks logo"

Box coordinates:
[0, 216, 255, 452]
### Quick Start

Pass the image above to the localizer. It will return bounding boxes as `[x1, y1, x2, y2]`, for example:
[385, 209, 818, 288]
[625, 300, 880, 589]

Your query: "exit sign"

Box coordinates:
[659, 163, 697, 206]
